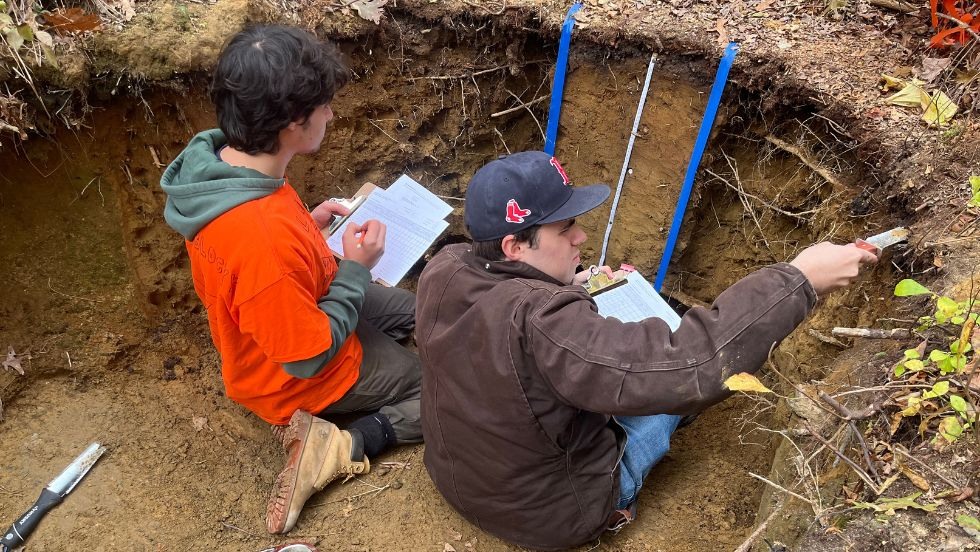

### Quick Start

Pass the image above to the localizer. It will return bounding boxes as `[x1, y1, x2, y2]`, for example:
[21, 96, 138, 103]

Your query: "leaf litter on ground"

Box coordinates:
[853, 491, 939, 515]
[347, 0, 387, 24]
[3, 346, 24, 375]
[881, 74, 958, 127]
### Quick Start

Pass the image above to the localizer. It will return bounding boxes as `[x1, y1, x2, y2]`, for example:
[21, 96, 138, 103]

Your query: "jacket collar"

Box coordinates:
[445, 243, 567, 287]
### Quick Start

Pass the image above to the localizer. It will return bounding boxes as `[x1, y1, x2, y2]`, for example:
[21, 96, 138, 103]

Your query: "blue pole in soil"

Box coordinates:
[653, 42, 739, 292]
[543, 2, 583, 155]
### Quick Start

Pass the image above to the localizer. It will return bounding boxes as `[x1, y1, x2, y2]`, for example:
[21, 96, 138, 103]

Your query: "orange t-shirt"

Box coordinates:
[186, 183, 362, 425]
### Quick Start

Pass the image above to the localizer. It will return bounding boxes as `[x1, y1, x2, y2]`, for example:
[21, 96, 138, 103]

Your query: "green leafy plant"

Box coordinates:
[969, 175, 980, 208]
[892, 279, 978, 444]
[893, 279, 979, 329]
[0, 0, 55, 63]
[894, 348, 925, 377]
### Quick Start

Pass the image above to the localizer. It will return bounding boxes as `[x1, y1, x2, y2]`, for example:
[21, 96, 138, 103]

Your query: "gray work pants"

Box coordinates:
[317, 283, 422, 444]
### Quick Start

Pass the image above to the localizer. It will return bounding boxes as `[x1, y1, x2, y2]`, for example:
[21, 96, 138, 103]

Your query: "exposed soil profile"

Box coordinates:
[1, 2, 978, 551]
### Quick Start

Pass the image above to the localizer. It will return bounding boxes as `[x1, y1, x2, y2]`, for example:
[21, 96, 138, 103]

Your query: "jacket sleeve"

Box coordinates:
[282, 260, 371, 378]
[525, 263, 817, 416]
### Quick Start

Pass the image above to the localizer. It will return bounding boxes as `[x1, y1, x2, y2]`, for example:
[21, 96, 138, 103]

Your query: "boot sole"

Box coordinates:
[266, 410, 314, 534]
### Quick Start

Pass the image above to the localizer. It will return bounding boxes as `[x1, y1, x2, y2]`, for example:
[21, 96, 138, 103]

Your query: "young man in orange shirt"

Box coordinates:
[161, 25, 421, 534]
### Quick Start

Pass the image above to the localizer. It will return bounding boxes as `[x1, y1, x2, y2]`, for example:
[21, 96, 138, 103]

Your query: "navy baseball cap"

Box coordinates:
[464, 151, 611, 241]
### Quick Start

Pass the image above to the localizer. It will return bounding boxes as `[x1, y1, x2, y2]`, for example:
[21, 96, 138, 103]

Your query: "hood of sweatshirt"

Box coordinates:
[161, 129, 284, 240]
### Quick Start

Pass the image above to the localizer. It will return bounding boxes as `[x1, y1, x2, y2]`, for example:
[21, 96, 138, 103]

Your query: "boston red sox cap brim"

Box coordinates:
[536, 184, 610, 227]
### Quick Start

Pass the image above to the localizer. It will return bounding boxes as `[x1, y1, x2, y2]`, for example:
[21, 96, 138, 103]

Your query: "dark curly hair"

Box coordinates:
[210, 25, 350, 155]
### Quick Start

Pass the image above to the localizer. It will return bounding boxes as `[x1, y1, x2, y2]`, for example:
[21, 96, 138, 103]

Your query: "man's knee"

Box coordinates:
[396, 353, 422, 395]
[381, 398, 422, 443]
[362, 285, 416, 339]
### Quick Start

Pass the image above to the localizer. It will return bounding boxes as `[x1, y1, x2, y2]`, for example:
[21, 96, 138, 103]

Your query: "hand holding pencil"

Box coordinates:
[343, 219, 386, 269]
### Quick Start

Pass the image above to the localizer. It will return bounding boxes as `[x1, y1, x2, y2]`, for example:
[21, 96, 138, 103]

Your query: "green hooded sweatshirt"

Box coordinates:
[161, 129, 284, 240]
[160, 128, 371, 378]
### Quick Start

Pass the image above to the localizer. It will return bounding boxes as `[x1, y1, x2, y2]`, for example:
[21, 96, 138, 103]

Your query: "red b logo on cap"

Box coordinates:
[505, 199, 531, 223]
[550, 157, 571, 186]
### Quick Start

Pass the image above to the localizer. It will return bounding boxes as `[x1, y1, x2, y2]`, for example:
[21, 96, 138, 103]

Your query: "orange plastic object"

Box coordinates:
[854, 239, 881, 254]
[930, 0, 980, 48]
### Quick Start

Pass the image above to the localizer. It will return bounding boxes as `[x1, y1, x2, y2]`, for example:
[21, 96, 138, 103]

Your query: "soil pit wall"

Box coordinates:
[0, 19, 905, 551]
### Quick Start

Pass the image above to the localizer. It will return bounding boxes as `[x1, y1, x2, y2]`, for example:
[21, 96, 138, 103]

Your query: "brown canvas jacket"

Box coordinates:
[416, 243, 816, 550]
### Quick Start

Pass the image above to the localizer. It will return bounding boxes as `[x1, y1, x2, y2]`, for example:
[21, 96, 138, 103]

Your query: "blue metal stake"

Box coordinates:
[654, 42, 739, 291]
[543, 2, 582, 155]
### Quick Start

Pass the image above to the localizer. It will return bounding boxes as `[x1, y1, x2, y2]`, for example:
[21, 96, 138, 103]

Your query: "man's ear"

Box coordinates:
[278, 122, 300, 149]
[500, 234, 525, 261]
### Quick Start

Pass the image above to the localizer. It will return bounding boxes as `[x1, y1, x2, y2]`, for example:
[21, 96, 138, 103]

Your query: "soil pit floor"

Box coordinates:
[0, 22, 899, 551]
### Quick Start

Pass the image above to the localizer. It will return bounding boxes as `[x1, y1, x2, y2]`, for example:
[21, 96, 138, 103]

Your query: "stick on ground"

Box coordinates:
[831, 327, 912, 339]
[869, 0, 916, 13]
[733, 508, 781, 552]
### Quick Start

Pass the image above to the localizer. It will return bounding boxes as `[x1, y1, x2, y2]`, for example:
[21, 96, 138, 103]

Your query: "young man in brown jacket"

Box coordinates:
[415, 151, 878, 550]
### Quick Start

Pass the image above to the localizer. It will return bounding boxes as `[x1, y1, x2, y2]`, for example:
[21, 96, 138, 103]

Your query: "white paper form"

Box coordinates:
[386, 175, 454, 221]
[592, 271, 682, 330]
[327, 189, 449, 286]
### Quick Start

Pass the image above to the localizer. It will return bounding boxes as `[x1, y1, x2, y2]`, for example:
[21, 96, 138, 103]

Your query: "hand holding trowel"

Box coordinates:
[0, 442, 106, 551]
[854, 227, 909, 253]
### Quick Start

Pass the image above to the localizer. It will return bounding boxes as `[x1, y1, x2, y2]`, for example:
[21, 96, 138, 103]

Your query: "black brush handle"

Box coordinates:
[0, 488, 63, 549]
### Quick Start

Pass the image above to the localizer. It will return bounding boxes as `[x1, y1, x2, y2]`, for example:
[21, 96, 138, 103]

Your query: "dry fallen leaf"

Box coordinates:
[884, 78, 927, 108]
[881, 75, 957, 127]
[43, 7, 102, 34]
[714, 19, 729, 48]
[879, 74, 906, 92]
[969, 369, 980, 392]
[919, 57, 951, 83]
[724, 372, 772, 393]
[348, 0, 388, 24]
[921, 89, 957, 127]
[3, 346, 24, 375]
[898, 462, 930, 491]
[192, 416, 208, 432]
[444, 544, 457, 552]
[952, 486, 975, 503]
[116, 0, 137, 21]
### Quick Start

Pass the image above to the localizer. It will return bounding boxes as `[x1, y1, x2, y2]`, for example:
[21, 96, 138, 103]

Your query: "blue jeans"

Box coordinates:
[614, 414, 683, 510]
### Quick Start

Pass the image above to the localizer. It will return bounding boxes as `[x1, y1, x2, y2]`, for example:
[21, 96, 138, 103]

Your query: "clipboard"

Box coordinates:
[320, 177, 452, 287]
[326, 183, 377, 235]
[583, 266, 629, 296]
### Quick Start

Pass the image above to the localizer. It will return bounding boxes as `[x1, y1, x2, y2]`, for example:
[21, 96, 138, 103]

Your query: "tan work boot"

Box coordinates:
[266, 410, 370, 534]
[271, 423, 290, 450]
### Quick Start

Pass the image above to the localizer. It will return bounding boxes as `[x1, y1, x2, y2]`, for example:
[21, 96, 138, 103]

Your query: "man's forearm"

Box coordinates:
[531, 263, 817, 416]
[282, 260, 371, 378]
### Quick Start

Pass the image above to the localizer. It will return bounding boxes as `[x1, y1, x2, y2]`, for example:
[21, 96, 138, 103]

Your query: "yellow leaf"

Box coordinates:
[901, 396, 922, 417]
[898, 463, 930, 491]
[921, 90, 957, 127]
[880, 74, 905, 92]
[724, 372, 772, 393]
[885, 78, 928, 108]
